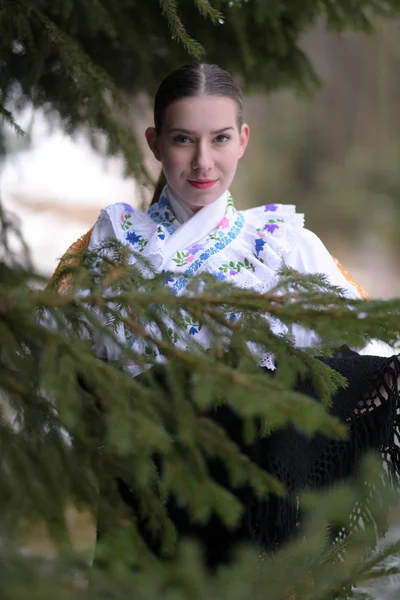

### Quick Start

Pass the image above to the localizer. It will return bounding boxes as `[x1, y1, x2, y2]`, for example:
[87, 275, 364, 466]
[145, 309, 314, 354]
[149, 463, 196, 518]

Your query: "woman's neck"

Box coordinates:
[165, 186, 196, 224]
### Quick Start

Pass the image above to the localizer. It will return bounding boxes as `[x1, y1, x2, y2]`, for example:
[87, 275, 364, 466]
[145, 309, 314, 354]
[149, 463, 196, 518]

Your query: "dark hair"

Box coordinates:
[154, 63, 244, 134]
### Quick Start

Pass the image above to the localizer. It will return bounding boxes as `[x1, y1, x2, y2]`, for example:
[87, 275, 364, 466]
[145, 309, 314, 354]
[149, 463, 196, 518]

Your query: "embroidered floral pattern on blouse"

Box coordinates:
[120, 213, 133, 231]
[170, 212, 245, 295]
[219, 217, 230, 229]
[219, 257, 255, 275]
[121, 203, 135, 213]
[126, 231, 148, 252]
[99, 194, 305, 375]
[212, 271, 227, 281]
[183, 315, 202, 336]
[157, 226, 165, 240]
[186, 242, 205, 255]
[263, 218, 285, 234]
[148, 192, 178, 235]
[173, 251, 190, 267]
[255, 237, 267, 256]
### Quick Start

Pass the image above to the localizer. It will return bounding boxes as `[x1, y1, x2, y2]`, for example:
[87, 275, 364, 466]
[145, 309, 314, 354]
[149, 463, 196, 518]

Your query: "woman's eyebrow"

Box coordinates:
[211, 127, 235, 134]
[167, 126, 235, 134]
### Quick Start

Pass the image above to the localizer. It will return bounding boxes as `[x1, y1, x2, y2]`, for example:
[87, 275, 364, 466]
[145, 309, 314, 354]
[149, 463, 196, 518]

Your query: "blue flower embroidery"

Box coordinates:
[264, 204, 278, 212]
[157, 226, 165, 240]
[189, 326, 199, 335]
[212, 271, 226, 281]
[126, 231, 142, 245]
[187, 242, 204, 255]
[121, 203, 134, 213]
[264, 223, 279, 233]
[255, 238, 266, 256]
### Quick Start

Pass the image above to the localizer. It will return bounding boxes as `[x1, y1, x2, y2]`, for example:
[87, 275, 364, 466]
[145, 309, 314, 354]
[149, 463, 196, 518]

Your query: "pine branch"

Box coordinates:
[193, 0, 223, 23]
[0, 103, 25, 137]
[159, 0, 204, 58]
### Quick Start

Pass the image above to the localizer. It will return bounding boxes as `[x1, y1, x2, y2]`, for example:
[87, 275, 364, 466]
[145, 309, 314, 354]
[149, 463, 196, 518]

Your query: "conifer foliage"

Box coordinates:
[1, 202, 400, 598]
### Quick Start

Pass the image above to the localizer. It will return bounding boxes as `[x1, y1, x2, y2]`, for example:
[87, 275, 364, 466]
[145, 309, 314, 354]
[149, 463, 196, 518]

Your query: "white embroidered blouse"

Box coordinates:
[88, 186, 361, 375]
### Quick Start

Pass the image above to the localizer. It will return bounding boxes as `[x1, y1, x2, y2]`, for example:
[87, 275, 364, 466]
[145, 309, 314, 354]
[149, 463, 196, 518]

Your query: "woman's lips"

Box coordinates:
[187, 179, 217, 189]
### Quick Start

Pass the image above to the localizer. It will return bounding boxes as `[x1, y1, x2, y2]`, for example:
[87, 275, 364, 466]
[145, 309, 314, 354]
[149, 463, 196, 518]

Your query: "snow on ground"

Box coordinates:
[0, 114, 138, 275]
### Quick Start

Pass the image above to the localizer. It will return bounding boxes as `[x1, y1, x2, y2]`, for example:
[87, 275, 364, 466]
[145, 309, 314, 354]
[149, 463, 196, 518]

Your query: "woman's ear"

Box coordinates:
[238, 123, 250, 159]
[145, 127, 161, 161]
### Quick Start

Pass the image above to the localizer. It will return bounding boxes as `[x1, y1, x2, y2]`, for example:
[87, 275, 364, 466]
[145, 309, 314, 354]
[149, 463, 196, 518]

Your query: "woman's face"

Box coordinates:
[145, 95, 250, 212]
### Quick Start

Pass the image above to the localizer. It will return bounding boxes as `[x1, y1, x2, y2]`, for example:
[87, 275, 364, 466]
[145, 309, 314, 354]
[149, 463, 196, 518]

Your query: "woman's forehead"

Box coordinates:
[163, 95, 238, 132]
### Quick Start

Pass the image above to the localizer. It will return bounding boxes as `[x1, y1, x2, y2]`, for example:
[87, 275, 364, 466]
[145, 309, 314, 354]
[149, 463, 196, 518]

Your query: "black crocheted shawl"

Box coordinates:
[105, 348, 400, 569]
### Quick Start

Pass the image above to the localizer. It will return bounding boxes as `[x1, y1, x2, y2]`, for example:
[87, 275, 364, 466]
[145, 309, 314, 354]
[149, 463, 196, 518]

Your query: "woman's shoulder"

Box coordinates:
[88, 202, 155, 249]
[239, 202, 305, 257]
[240, 202, 304, 229]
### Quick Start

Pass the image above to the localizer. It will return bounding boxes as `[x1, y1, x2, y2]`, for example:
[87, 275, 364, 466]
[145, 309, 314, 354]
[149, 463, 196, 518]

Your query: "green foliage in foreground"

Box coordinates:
[2, 0, 400, 177]
[0, 204, 400, 600]
[1, 206, 400, 598]
[2, 460, 400, 600]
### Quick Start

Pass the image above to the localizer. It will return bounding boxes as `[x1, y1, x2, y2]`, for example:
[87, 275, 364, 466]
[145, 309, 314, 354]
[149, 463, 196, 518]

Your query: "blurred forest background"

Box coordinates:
[2, 17, 400, 298]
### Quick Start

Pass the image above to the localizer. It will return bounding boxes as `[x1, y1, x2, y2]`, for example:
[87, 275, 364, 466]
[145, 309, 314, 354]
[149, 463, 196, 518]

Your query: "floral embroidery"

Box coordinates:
[219, 257, 255, 275]
[184, 315, 202, 336]
[120, 213, 133, 231]
[126, 231, 148, 252]
[126, 231, 141, 245]
[244, 258, 255, 272]
[255, 238, 266, 256]
[187, 242, 204, 255]
[167, 328, 178, 343]
[212, 271, 226, 281]
[173, 251, 189, 267]
[264, 223, 279, 234]
[121, 203, 134, 213]
[219, 260, 244, 275]
[105, 194, 304, 376]
[263, 218, 284, 234]
[219, 217, 230, 229]
[148, 193, 177, 235]
[170, 212, 245, 295]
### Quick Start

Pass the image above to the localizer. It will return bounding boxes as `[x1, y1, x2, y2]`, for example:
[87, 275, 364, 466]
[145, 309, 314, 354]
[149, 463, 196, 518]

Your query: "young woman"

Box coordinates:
[55, 63, 400, 567]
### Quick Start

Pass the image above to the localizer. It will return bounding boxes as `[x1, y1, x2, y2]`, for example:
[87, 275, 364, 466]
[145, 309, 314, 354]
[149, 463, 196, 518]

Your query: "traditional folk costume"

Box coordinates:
[52, 186, 400, 567]
[86, 186, 369, 373]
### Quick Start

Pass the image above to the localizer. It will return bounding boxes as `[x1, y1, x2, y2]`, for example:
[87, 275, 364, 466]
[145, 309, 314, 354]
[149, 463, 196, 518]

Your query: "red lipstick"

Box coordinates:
[188, 179, 217, 189]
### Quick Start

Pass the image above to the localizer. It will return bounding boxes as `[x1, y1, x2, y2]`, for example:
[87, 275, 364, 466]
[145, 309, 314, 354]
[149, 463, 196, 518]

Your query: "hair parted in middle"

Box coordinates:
[153, 63, 244, 134]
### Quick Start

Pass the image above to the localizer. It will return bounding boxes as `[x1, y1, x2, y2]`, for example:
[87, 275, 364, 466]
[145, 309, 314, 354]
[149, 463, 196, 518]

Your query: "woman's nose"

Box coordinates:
[192, 142, 213, 172]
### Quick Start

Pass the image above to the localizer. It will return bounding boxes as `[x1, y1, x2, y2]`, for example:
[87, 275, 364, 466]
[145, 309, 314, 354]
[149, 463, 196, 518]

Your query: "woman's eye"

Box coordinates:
[173, 135, 191, 144]
[215, 134, 230, 143]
